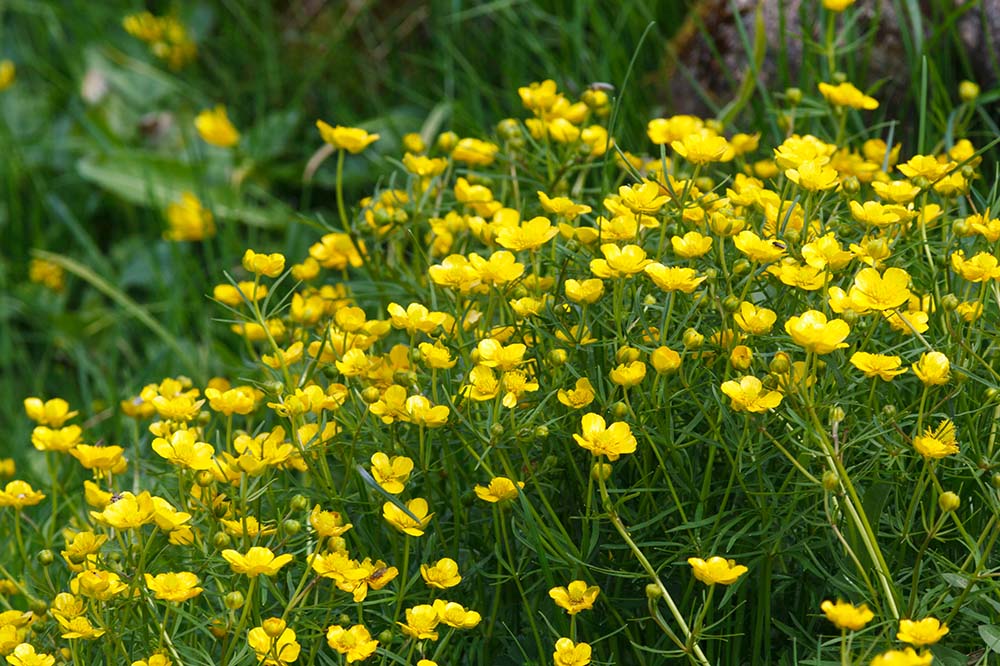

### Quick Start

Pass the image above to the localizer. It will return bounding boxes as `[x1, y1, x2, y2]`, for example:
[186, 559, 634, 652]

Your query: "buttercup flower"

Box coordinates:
[591, 244, 651, 278]
[0, 481, 45, 509]
[243, 250, 286, 278]
[643, 264, 706, 293]
[870, 648, 933, 666]
[820, 599, 874, 630]
[5, 643, 56, 666]
[818, 81, 878, 109]
[734, 302, 777, 335]
[897, 617, 949, 646]
[316, 121, 380, 153]
[144, 572, 203, 603]
[688, 556, 748, 585]
[420, 558, 462, 589]
[848, 267, 911, 311]
[549, 581, 600, 615]
[912, 351, 950, 385]
[195, 105, 240, 147]
[912, 419, 959, 459]
[553, 638, 592, 666]
[785, 310, 851, 354]
[221, 547, 293, 577]
[721, 376, 783, 413]
[398, 605, 440, 640]
[474, 477, 524, 503]
[325, 624, 378, 663]
[23, 397, 77, 427]
[248, 618, 300, 665]
[383, 498, 433, 536]
[849, 352, 907, 381]
[573, 413, 637, 461]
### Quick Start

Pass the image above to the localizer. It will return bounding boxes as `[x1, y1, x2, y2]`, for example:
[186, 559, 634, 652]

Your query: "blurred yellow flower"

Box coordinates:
[553, 638, 592, 666]
[897, 617, 949, 646]
[195, 106, 240, 147]
[912, 420, 959, 459]
[849, 352, 907, 381]
[316, 120, 379, 153]
[820, 599, 874, 630]
[912, 351, 950, 385]
[818, 81, 878, 109]
[325, 624, 378, 663]
[549, 581, 600, 615]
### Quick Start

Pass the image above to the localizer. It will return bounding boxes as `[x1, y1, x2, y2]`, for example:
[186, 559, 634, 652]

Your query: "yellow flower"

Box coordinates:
[557, 377, 596, 409]
[309, 506, 353, 538]
[851, 200, 904, 227]
[221, 547, 293, 577]
[0, 60, 15, 91]
[610, 361, 646, 388]
[5, 643, 55, 666]
[573, 413, 637, 461]
[564, 278, 605, 304]
[451, 137, 499, 165]
[687, 556, 748, 585]
[432, 600, 482, 629]
[69, 444, 126, 475]
[476, 338, 526, 371]
[152, 430, 215, 471]
[818, 81, 878, 109]
[221, 517, 277, 538]
[194, 105, 240, 147]
[912, 351, 950, 386]
[248, 618, 300, 665]
[618, 181, 668, 215]
[468, 250, 524, 286]
[767, 262, 828, 291]
[204, 386, 258, 415]
[785, 310, 850, 354]
[496, 216, 559, 252]
[402, 152, 446, 177]
[785, 160, 839, 191]
[549, 581, 600, 615]
[651, 346, 682, 374]
[733, 230, 786, 263]
[643, 263, 706, 293]
[309, 232, 365, 270]
[849, 352, 907, 381]
[165, 192, 215, 242]
[538, 191, 592, 219]
[950, 250, 1000, 282]
[720, 376, 783, 413]
[870, 648, 933, 666]
[474, 477, 524, 503]
[873, 179, 921, 204]
[316, 121, 379, 153]
[387, 302, 446, 335]
[848, 267, 911, 311]
[820, 599, 874, 630]
[325, 624, 378, 663]
[242, 250, 286, 278]
[912, 420, 959, 459]
[897, 617, 949, 646]
[802, 233, 854, 270]
[23, 397, 77, 427]
[0, 481, 45, 509]
[671, 129, 734, 164]
[733, 302, 777, 335]
[553, 637, 592, 666]
[144, 572, 203, 603]
[28, 258, 65, 292]
[647, 114, 704, 144]
[420, 558, 462, 589]
[405, 395, 450, 427]
[369, 453, 413, 494]
[671, 231, 713, 258]
[398, 604, 440, 640]
[57, 615, 105, 640]
[461, 365, 501, 401]
[383, 498, 433, 537]
[823, 0, 856, 10]
[71, 569, 128, 600]
[89, 491, 156, 529]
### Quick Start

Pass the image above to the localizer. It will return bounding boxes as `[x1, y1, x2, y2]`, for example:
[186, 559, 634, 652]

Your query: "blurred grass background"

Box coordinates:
[1, 0, 997, 470]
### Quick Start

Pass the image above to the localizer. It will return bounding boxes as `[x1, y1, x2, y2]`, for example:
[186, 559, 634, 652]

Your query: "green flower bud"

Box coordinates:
[212, 532, 232, 550]
[37, 549, 55, 566]
[959, 80, 980, 103]
[645, 583, 663, 599]
[591, 462, 613, 482]
[282, 519, 301, 536]
[290, 494, 309, 512]
[822, 470, 839, 491]
[938, 491, 960, 513]
[224, 591, 245, 610]
[785, 87, 803, 106]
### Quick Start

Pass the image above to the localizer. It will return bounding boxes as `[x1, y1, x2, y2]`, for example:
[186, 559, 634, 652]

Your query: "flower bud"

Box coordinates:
[695, 177, 715, 192]
[28, 599, 48, 616]
[881, 404, 897, 418]
[732, 258, 751, 276]
[611, 401, 630, 419]
[938, 491, 960, 512]
[490, 423, 505, 439]
[37, 549, 55, 566]
[822, 470, 839, 491]
[337, 614, 352, 626]
[829, 406, 845, 424]
[730, 345, 752, 371]
[591, 462, 613, 482]
[262, 618, 287, 638]
[832, 71, 847, 83]
[683, 328, 704, 349]
[196, 470, 215, 487]
[840, 309, 859, 325]
[328, 536, 348, 552]
[437, 131, 458, 152]
[645, 583, 663, 599]
[533, 425, 549, 439]
[952, 219, 972, 237]
[841, 175, 860, 194]
[210, 619, 228, 639]
[785, 87, 803, 106]
[985, 388, 1000, 403]
[651, 346, 681, 374]
[722, 295, 741, 312]
[282, 519, 301, 536]
[212, 532, 232, 550]
[992, 473, 1000, 489]
[643, 294, 658, 306]
[783, 228, 801, 245]
[547, 349, 568, 366]
[378, 629, 394, 645]
[616, 346, 641, 363]
[940, 294, 959, 311]
[959, 80, 980, 102]
[769, 352, 791, 375]
[224, 591, 245, 610]
[361, 386, 382, 404]
[290, 494, 309, 512]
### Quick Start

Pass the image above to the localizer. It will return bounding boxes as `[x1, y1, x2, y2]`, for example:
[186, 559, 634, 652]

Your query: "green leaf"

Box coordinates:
[979, 625, 1000, 653]
[77, 150, 291, 228]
